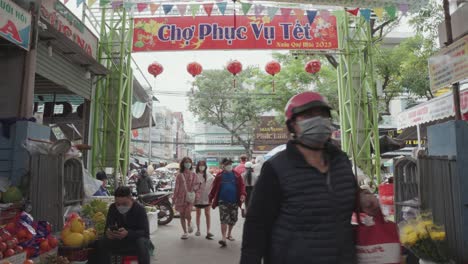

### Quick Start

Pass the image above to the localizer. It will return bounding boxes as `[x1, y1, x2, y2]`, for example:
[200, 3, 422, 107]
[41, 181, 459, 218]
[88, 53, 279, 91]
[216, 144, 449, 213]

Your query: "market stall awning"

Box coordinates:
[38, 20, 108, 76]
[397, 87, 468, 130]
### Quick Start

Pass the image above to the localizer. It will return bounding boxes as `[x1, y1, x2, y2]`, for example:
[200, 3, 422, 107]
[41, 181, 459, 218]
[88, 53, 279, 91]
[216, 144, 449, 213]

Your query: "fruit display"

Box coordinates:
[81, 200, 108, 237]
[1, 212, 59, 260]
[60, 215, 96, 248]
[1, 187, 23, 204]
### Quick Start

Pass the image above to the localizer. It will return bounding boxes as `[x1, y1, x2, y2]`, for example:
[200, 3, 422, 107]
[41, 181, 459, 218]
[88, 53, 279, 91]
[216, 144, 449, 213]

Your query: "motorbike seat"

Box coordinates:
[139, 192, 170, 201]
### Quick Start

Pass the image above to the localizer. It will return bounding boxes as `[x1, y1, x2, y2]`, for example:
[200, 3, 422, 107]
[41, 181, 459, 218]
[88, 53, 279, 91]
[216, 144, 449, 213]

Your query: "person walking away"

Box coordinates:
[136, 168, 154, 195]
[173, 157, 200, 240]
[93, 171, 109, 196]
[240, 92, 379, 264]
[233, 154, 248, 175]
[252, 156, 264, 180]
[209, 158, 246, 248]
[241, 162, 255, 211]
[95, 186, 152, 264]
[194, 160, 215, 239]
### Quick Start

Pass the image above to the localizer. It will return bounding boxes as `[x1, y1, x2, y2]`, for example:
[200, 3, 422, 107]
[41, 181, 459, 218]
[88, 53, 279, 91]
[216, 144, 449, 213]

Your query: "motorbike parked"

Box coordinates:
[137, 191, 174, 225]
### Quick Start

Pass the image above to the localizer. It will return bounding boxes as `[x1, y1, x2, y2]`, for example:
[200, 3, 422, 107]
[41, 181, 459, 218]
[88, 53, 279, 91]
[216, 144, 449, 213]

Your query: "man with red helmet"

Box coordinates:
[240, 92, 379, 264]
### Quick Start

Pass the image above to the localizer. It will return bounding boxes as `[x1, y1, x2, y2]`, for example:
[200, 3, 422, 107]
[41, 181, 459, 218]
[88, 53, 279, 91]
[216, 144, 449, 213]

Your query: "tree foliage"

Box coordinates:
[188, 67, 264, 155]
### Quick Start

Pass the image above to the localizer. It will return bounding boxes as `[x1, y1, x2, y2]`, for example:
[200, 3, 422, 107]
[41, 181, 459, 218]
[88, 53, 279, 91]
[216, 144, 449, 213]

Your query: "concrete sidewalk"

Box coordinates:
[151, 208, 244, 264]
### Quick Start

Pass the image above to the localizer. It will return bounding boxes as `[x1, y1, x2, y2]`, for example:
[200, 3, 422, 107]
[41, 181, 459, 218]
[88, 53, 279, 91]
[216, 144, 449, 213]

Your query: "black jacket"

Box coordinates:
[241, 141, 357, 264]
[105, 201, 149, 240]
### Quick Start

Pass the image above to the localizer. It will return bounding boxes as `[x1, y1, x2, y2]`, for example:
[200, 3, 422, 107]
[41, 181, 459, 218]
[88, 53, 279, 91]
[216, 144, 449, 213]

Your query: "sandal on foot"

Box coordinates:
[206, 233, 214, 240]
[195, 231, 201, 236]
[218, 240, 227, 248]
[181, 233, 189, 240]
[227, 236, 235, 241]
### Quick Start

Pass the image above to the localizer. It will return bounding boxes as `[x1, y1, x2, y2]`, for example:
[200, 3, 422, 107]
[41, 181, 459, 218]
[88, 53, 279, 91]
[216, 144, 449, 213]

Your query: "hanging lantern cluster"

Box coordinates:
[148, 62, 164, 77]
[265, 60, 281, 93]
[227, 60, 243, 89]
[187, 62, 203, 77]
[305, 60, 321, 74]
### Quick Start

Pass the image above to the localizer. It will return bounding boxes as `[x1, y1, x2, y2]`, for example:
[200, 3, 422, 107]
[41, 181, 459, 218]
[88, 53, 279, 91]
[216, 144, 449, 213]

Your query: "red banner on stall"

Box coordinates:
[132, 15, 338, 51]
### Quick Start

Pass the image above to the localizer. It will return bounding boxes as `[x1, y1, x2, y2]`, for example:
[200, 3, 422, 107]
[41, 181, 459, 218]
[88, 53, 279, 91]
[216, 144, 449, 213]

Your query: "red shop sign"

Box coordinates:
[133, 15, 338, 52]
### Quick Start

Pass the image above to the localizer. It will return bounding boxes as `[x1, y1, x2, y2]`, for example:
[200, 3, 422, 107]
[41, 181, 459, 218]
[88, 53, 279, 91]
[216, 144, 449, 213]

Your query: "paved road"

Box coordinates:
[151, 208, 244, 264]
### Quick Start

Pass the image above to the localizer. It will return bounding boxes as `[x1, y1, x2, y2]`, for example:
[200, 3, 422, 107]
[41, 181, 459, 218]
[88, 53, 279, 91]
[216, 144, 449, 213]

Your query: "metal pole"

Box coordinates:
[416, 124, 421, 149]
[148, 88, 153, 165]
[443, 0, 462, 120]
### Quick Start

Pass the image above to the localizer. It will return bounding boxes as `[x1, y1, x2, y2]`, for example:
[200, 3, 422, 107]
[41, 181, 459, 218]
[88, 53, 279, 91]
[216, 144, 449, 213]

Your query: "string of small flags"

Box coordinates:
[69, 0, 407, 21]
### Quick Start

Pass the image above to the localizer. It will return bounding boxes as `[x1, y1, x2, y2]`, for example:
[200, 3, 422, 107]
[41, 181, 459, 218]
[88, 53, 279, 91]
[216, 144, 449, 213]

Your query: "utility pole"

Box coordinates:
[148, 90, 153, 165]
[443, 0, 462, 120]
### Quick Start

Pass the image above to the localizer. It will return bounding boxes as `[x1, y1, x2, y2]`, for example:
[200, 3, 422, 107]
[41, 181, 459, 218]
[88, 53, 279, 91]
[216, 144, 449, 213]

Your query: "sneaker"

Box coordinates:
[181, 233, 189, 240]
[195, 231, 201, 236]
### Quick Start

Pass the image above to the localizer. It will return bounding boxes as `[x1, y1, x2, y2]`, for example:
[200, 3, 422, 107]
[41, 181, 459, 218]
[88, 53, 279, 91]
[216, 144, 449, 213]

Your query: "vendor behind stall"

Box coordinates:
[94, 186, 151, 264]
[93, 171, 110, 196]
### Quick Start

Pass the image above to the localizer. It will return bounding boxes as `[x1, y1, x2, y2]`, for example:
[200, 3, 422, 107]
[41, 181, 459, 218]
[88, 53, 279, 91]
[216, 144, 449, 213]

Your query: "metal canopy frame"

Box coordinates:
[91, 7, 134, 181]
[337, 11, 381, 185]
[86, 1, 388, 185]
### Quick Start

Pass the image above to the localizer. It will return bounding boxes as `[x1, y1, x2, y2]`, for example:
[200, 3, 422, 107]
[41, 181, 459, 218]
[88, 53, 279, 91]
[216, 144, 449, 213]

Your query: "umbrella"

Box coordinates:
[165, 162, 180, 169]
[264, 144, 286, 160]
[156, 167, 170, 172]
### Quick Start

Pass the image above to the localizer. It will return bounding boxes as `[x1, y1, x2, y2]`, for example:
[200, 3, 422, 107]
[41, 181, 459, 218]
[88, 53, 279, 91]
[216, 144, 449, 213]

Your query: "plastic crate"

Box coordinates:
[2, 252, 26, 264]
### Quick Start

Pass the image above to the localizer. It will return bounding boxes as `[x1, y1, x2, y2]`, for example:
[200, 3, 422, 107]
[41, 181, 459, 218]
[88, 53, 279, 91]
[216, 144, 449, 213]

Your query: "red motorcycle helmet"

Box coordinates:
[285, 92, 331, 131]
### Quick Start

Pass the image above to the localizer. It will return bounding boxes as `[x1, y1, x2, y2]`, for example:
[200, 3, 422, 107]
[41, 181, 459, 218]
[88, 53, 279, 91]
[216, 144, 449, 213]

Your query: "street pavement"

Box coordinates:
[151, 208, 244, 264]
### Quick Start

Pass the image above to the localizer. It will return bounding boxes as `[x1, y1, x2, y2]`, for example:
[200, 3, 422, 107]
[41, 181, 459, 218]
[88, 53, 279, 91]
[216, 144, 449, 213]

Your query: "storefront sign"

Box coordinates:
[133, 15, 338, 51]
[40, 0, 98, 58]
[0, 0, 31, 50]
[397, 88, 468, 129]
[428, 35, 468, 92]
[253, 116, 289, 152]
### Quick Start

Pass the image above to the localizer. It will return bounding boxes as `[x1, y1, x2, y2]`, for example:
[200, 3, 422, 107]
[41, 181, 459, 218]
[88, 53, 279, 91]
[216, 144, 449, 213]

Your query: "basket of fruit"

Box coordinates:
[58, 213, 97, 262]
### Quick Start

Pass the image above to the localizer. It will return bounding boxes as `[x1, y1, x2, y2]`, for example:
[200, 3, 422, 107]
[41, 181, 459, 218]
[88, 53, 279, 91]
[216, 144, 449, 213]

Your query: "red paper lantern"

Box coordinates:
[265, 61, 281, 76]
[305, 60, 321, 74]
[187, 62, 203, 77]
[227, 60, 243, 76]
[148, 62, 163, 77]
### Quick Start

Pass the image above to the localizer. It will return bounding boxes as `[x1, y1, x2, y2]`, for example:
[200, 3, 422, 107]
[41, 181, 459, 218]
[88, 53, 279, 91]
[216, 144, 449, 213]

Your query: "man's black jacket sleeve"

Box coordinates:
[240, 162, 281, 264]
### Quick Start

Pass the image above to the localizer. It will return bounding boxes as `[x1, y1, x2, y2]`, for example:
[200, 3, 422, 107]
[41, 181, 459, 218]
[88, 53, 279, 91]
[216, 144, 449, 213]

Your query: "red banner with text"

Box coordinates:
[133, 15, 338, 51]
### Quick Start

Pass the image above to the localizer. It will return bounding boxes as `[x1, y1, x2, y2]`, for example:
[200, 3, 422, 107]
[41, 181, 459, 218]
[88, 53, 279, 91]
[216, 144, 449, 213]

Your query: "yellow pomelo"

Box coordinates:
[70, 218, 85, 233]
[63, 232, 84, 248]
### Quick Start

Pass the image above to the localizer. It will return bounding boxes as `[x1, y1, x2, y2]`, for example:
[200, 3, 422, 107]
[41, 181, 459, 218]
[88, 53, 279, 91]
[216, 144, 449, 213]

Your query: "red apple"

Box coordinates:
[0, 242, 7, 252]
[39, 240, 50, 252]
[14, 246, 23, 253]
[4, 248, 15, 257]
[48, 237, 58, 248]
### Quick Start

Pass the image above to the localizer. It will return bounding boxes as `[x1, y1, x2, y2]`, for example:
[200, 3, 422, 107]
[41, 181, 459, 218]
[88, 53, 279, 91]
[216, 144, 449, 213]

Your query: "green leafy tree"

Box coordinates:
[255, 52, 339, 121]
[189, 67, 264, 156]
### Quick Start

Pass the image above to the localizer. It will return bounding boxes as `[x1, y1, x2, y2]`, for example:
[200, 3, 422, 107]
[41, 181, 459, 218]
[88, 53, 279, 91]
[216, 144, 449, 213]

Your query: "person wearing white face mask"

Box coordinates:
[95, 186, 151, 264]
[241, 91, 380, 264]
[209, 158, 246, 248]
[173, 157, 200, 240]
[194, 160, 215, 239]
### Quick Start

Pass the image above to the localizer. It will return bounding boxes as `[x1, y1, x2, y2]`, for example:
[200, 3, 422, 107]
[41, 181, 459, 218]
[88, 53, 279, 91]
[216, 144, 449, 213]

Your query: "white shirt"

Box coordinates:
[195, 172, 214, 205]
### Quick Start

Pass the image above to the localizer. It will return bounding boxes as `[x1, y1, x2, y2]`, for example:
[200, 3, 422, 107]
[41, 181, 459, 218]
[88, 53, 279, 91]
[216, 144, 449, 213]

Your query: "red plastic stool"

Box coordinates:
[123, 256, 138, 264]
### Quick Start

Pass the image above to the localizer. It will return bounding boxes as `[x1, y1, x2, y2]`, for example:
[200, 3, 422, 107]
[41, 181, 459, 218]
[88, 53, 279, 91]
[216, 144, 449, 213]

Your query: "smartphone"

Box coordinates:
[110, 224, 119, 232]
